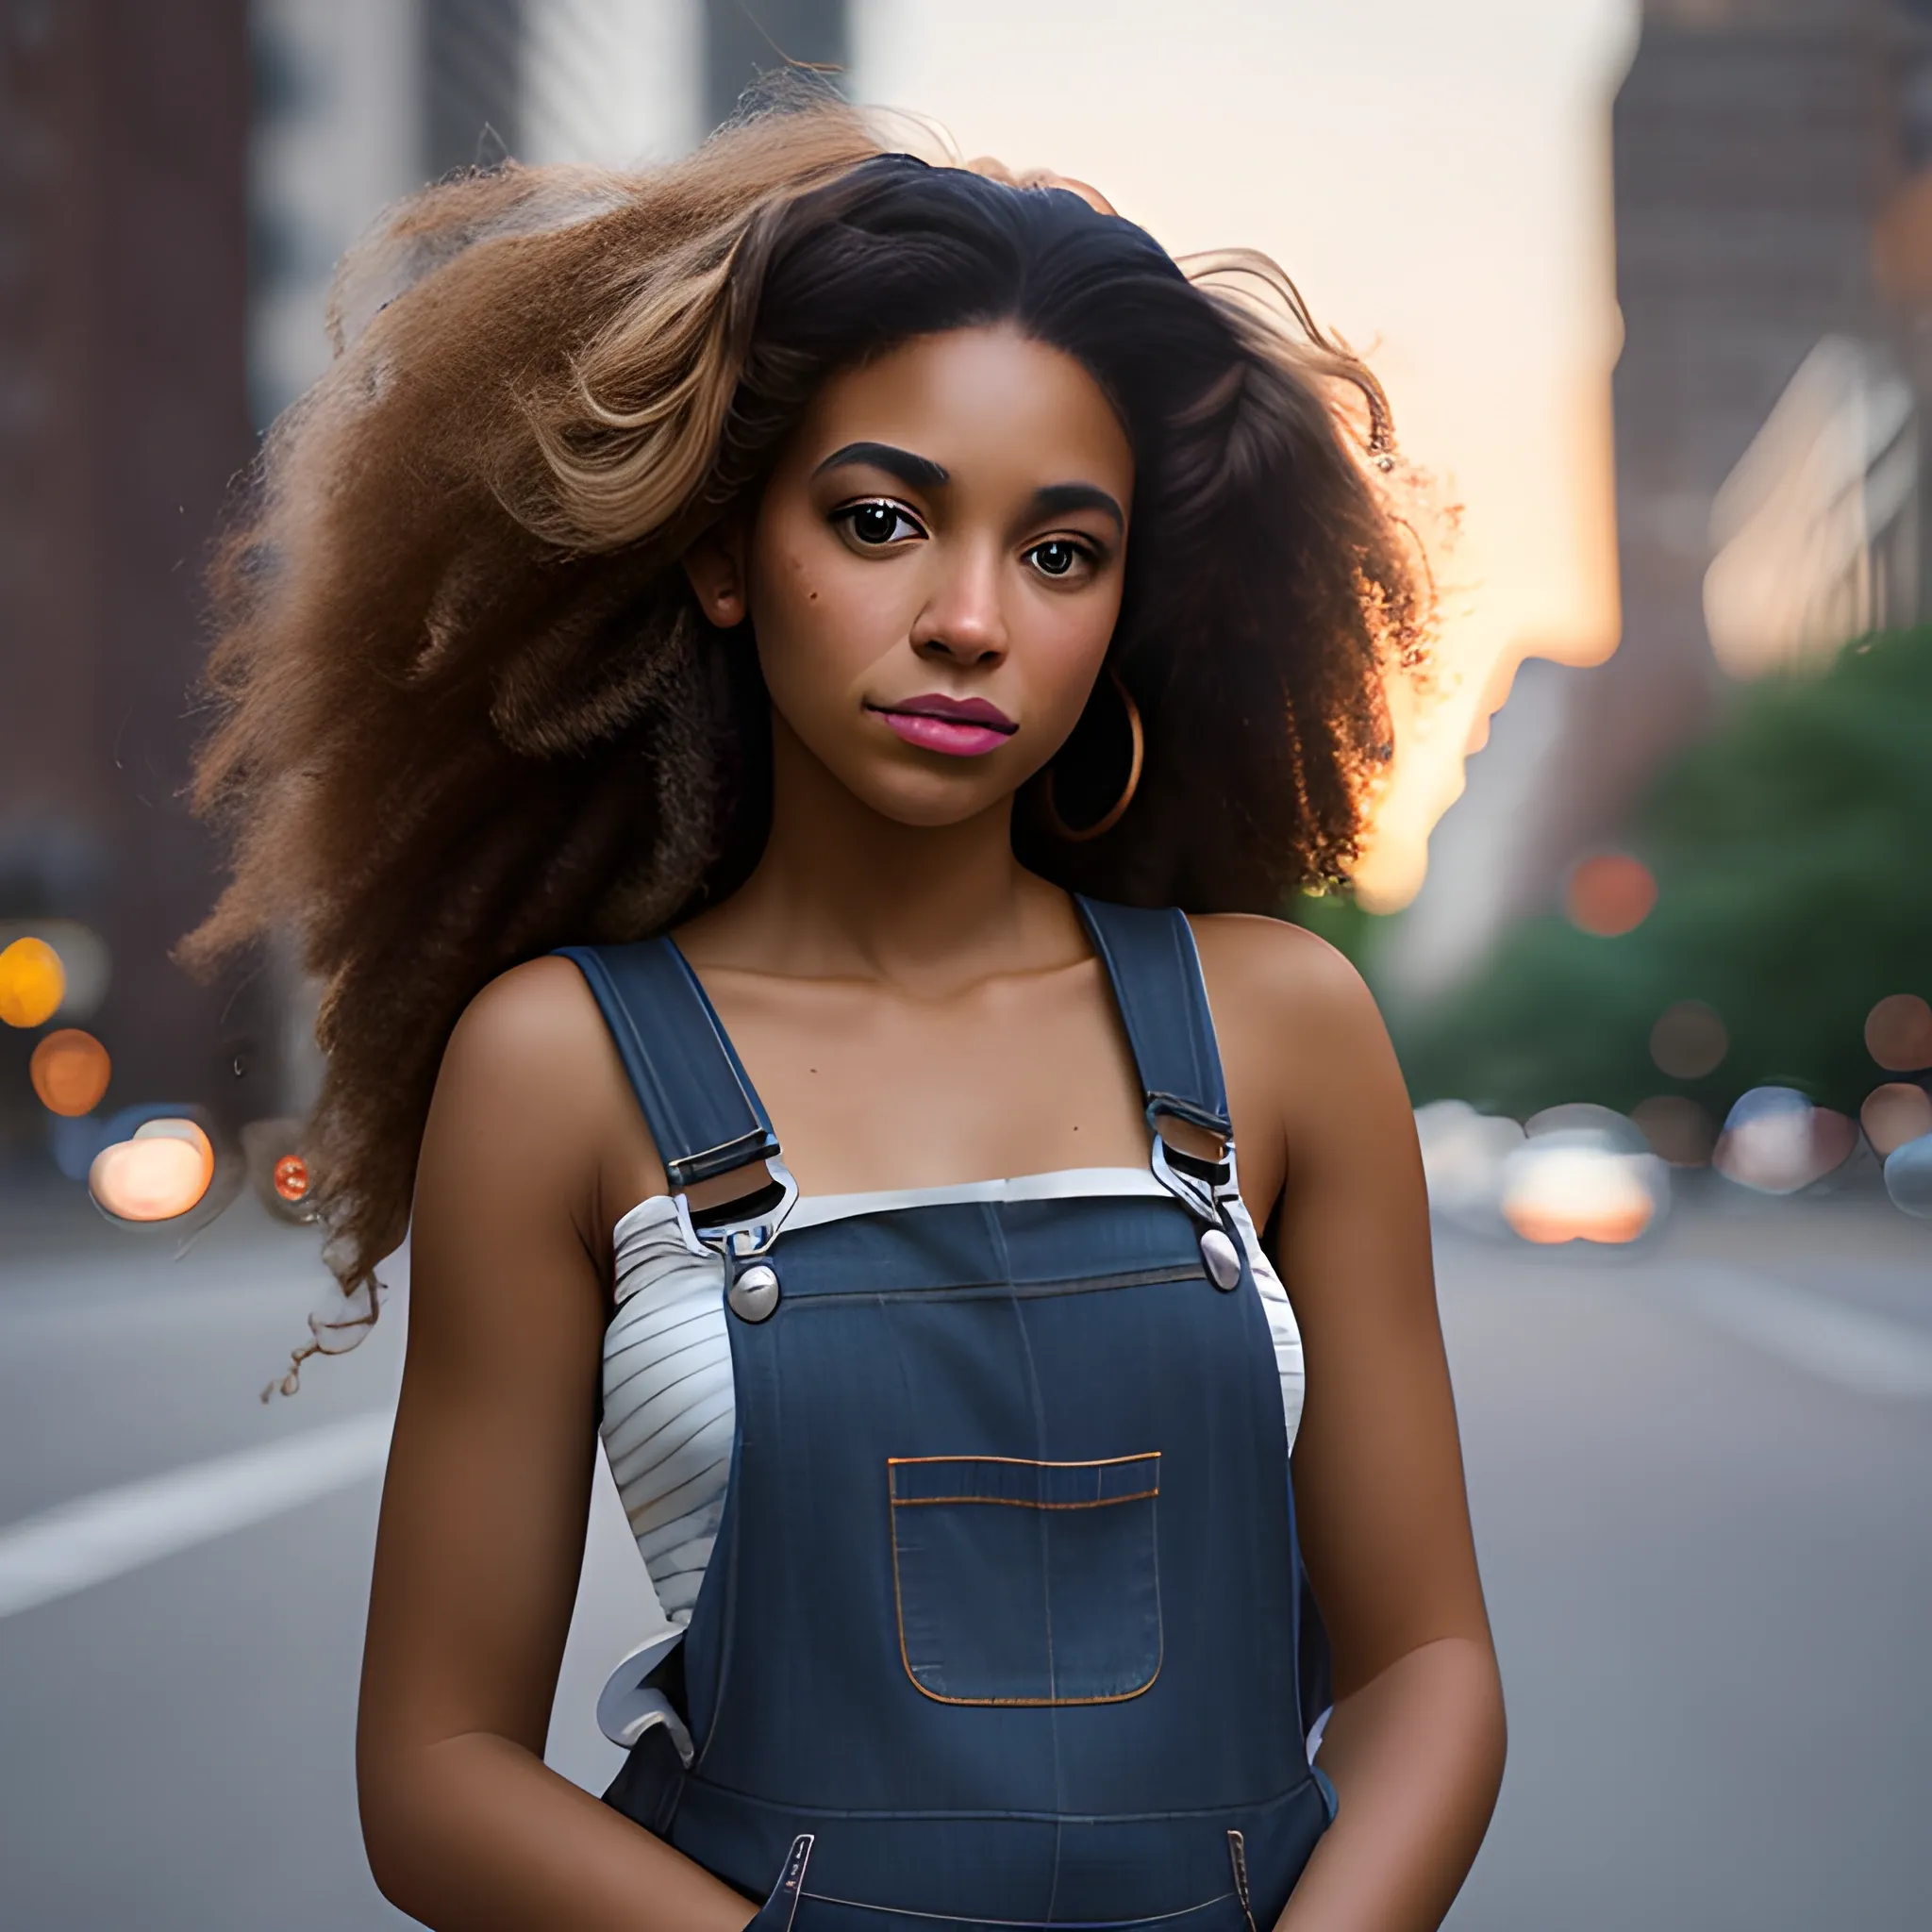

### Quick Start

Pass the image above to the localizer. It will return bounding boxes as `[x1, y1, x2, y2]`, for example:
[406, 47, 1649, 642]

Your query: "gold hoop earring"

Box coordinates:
[1045, 669, 1144, 842]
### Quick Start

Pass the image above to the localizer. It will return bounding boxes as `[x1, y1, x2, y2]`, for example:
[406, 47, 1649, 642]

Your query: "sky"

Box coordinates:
[854, 0, 1641, 907]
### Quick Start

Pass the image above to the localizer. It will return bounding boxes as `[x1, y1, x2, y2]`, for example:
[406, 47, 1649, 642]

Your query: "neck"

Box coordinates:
[713, 713, 1056, 986]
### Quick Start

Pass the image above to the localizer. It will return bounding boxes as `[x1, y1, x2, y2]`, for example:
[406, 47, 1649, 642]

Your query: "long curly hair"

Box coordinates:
[183, 100, 1424, 1374]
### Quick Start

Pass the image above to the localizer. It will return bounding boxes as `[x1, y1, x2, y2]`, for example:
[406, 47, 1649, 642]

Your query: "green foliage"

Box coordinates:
[1395, 626, 1932, 1118]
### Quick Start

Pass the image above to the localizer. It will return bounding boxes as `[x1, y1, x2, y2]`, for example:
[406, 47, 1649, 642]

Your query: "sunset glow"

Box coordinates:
[856, 0, 1635, 907]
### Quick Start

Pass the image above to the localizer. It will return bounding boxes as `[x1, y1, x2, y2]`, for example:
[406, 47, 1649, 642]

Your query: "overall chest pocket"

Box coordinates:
[887, 1453, 1162, 1706]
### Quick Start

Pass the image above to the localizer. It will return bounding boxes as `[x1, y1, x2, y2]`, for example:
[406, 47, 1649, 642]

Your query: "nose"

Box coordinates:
[908, 540, 1008, 670]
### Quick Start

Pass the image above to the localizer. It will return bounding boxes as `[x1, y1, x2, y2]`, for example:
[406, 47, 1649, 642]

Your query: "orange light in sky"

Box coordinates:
[29, 1028, 111, 1116]
[0, 936, 66, 1029]
[1566, 854, 1657, 937]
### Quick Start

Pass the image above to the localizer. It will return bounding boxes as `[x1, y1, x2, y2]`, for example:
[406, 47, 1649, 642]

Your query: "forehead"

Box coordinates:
[788, 326, 1134, 492]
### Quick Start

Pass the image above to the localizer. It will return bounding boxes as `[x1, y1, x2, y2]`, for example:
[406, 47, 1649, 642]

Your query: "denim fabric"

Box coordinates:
[889, 1450, 1163, 1705]
[582, 903, 1332, 1924]
[623, 1191, 1329, 1924]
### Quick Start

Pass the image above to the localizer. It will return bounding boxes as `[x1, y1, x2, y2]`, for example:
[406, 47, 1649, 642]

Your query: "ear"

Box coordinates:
[681, 521, 749, 629]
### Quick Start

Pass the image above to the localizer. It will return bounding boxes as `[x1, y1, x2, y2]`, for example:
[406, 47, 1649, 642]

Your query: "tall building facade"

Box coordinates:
[1392, 0, 1930, 1008]
[1528, 0, 1924, 899]
[0, 1, 271, 1162]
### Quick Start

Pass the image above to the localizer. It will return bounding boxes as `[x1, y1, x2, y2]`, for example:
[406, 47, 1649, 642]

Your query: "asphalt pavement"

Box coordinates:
[1, 1181, 1926, 1930]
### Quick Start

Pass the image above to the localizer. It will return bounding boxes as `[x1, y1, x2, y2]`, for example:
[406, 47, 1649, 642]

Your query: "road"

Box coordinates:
[1, 1182, 1928, 1930]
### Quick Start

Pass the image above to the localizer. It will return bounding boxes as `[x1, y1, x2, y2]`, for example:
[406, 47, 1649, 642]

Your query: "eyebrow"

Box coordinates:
[811, 444, 1125, 537]
[1030, 482, 1125, 537]
[812, 441, 950, 491]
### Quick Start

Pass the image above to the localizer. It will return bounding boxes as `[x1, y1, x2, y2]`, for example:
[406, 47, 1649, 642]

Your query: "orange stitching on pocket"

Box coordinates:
[891, 1491, 1159, 1510]
[888, 1451, 1160, 1471]
[886, 1453, 1164, 1707]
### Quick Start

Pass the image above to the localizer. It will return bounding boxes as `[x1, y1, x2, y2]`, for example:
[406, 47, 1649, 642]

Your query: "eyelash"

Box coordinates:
[1024, 537, 1099, 580]
[831, 498, 1105, 578]
[832, 498, 928, 547]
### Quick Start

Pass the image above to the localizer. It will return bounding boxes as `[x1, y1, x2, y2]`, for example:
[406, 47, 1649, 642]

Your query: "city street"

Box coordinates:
[1, 1187, 1927, 1931]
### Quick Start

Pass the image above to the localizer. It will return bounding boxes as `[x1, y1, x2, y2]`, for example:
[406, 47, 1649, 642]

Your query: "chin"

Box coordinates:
[857, 773, 1008, 830]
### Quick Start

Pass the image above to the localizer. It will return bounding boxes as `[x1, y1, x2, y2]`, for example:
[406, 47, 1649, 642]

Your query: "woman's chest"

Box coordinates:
[706, 963, 1153, 1194]
[680, 959, 1288, 1234]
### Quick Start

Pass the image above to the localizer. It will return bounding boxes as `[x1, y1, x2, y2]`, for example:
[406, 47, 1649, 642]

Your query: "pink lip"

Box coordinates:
[869, 692, 1017, 758]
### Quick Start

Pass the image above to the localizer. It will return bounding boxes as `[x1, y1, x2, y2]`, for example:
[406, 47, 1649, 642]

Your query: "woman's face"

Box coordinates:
[688, 325, 1134, 828]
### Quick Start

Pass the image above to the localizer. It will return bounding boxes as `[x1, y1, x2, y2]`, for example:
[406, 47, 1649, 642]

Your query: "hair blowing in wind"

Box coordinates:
[181, 98, 1425, 1386]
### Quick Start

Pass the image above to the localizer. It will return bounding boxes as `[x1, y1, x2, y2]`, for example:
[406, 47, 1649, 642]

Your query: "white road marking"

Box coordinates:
[0, 1410, 393, 1620]
[1654, 1266, 1932, 1400]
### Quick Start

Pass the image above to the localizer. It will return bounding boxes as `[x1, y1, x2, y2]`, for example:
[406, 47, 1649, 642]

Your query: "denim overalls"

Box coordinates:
[561, 898, 1333, 1931]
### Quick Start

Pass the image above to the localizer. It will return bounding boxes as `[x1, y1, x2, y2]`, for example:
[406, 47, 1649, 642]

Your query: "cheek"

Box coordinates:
[1023, 586, 1124, 732]
[748, 528, 902, 704]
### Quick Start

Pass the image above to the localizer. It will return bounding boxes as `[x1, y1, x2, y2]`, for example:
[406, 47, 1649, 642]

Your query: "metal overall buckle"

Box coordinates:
[680, 1158, 799, 1323]
[1149, 1115, 1246, 1292]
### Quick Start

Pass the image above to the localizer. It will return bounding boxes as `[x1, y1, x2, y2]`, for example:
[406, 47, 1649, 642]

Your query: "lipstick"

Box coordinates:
[869, 692, 1017, 758]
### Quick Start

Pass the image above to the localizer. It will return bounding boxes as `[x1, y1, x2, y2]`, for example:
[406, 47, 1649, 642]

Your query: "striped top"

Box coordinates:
[599, 1167, 1307, 1632]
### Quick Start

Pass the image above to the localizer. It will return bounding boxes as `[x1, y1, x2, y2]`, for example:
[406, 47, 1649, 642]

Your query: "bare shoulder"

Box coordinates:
[1186, 911, 1389, 1070]
[1186, 914, 1415, 1201]
[424, 956, 658, 1229]
[438, 956, 620, 1113]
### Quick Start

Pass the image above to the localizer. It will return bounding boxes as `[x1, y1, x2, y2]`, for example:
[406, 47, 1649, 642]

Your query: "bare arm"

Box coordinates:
[356, 958, 754, 1931]
[1198, 921, 1506, 1932]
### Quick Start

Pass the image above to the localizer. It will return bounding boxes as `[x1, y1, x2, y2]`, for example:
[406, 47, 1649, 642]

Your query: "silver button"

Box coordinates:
[1199, 1226, 1242, 1291]
[727, 1261, 781, 1323]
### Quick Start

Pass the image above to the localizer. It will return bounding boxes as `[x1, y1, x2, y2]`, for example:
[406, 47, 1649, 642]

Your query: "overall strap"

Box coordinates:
[1074, 897, 1232, 1140]
[556, 940, 779, 1191]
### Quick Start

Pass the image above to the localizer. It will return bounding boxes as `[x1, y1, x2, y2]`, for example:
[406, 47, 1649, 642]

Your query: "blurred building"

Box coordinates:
[253, 0, 847, 426]
[1534, 0, 1931, 896]
[0, 0, 268, 1165]
[1395, 0, 1932, 1005]
[1703, 335, 1917, 675]
[1, 0, 846, 1174]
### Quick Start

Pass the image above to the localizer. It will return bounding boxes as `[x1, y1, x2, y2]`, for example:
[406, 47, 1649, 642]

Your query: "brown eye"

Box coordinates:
[837, 500, 924, 547]
[1028, 539, 1083, 578]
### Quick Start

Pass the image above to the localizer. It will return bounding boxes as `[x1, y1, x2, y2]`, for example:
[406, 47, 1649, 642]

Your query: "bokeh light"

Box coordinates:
[0, 920, 111, 1022]
[1500, 1132, 1666, 1244]
[1413, 1100, 1526, 1229]
[1522, 1101, 1654, 1153]
[241, 1115, 321, 1224]
[0, 935, 67, 1029]
[28, 1027, 111, 1116]
[1861, 1083, 1932, 1158]
[1648, 1000, 1728, 1079]
[1564, 853, 1657, 937]
[1713, 1086, 1857, 1193]
[1632, 1094, 1715, 1166]
[1864, 993, 1932, 1072]
[1884, 1133, 1932, 1220]
[88, 1118, 216, 1223]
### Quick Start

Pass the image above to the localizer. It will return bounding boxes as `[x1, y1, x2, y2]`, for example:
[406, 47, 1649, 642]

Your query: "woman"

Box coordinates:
[189, 102, 1503, 1932]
